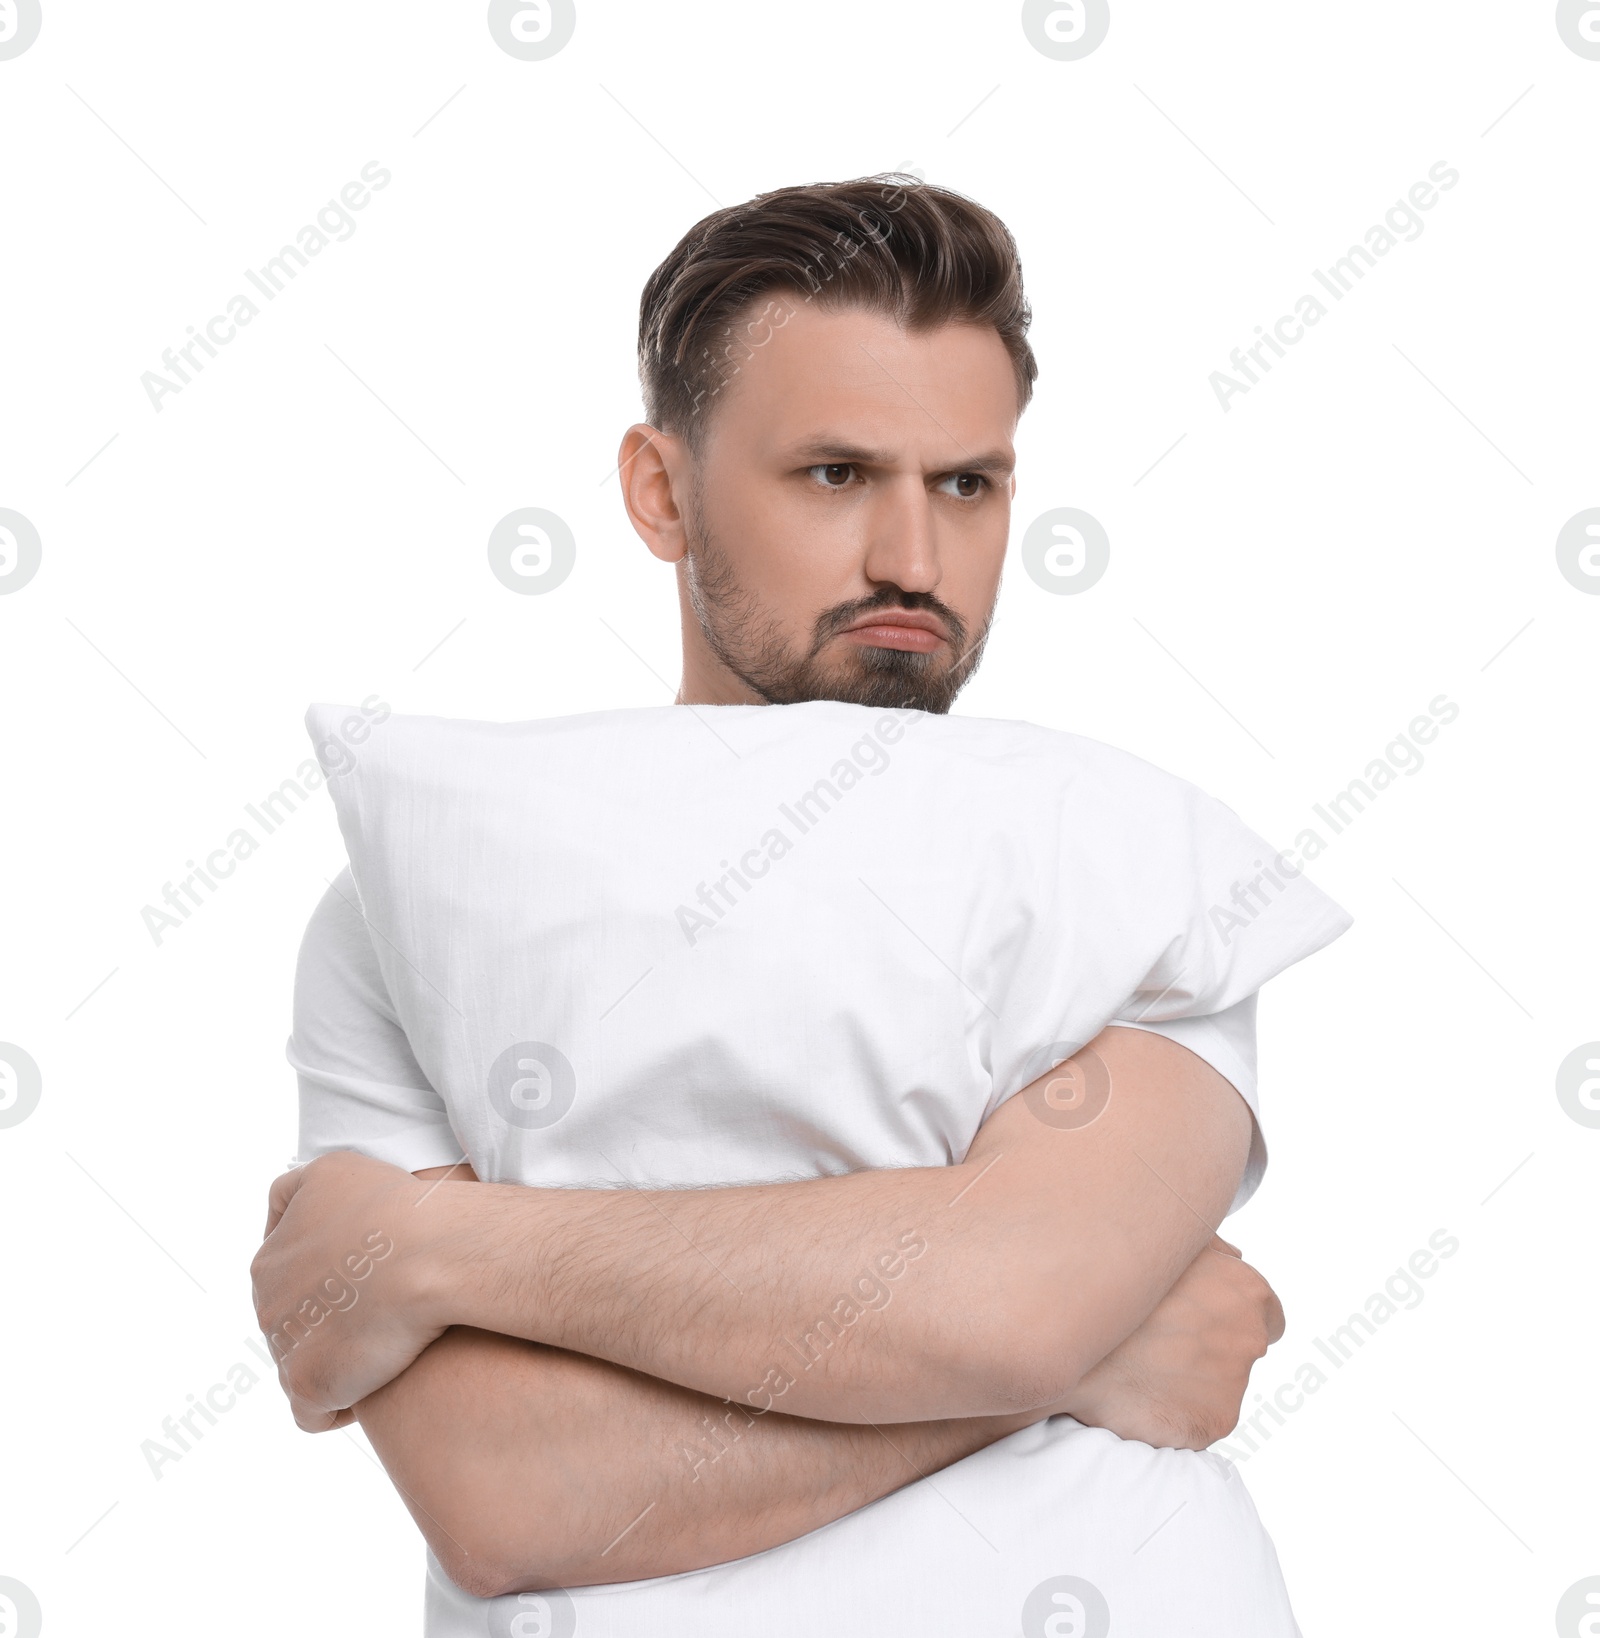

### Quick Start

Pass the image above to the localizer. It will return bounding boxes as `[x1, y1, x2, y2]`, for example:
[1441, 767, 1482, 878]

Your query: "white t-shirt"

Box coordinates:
[289, 700, 1351, 1638]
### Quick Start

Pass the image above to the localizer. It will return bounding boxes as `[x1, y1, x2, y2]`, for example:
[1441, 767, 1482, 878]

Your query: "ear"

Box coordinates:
[618, 423, 692, 564]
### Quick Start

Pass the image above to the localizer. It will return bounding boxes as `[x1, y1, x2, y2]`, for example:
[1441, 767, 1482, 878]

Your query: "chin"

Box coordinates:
[790, 650, 967, 715]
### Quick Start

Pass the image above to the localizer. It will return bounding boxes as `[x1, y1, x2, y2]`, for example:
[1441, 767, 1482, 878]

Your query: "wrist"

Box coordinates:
[407, 1176, 506, 1333]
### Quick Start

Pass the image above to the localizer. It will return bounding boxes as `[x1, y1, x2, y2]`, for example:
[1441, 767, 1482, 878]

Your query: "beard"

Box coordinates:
[682, 502, 991, 716]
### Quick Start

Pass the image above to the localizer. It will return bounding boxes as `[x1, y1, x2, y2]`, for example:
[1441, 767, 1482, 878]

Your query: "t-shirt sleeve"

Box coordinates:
[1104, 784, 1353, 1216]
[287, 867, 468, 1175]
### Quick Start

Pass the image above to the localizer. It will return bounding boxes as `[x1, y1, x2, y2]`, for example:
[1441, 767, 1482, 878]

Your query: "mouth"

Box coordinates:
[837, 609, 948, 654]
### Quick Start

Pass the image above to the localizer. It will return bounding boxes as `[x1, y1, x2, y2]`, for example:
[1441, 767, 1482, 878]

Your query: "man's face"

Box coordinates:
[660, 299, 1019, 713]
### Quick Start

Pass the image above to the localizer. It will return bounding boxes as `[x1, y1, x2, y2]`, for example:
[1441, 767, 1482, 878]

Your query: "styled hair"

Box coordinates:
[637, 173, 1037, 451]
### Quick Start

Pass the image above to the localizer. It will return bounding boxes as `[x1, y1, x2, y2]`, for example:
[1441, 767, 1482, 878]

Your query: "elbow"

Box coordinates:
[358, 1328, 584, 1599]
[434, 1542, 513, 1603]
[983, 1267, 1119, 1415]
[369, 1428, 578, 1600]
[943, 1300, 1086, 1418]
[360, 1441, 568, 1599]
[431, 1528, 572, 1603]
[415, 1459, 585, 1600]
[988, 1346, 1080, 1418]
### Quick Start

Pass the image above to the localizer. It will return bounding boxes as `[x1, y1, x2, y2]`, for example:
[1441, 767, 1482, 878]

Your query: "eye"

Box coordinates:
[807, 462, 858, 489]
[937, 472, 990, 500]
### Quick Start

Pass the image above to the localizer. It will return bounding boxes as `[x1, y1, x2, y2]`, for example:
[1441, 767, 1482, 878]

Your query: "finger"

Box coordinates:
[263, 1165, 307, 1238]
[1210, 1236, 1243, 1259]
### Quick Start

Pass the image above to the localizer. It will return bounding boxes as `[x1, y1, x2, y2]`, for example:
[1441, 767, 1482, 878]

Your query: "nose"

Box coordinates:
[860, 474, 940, 596]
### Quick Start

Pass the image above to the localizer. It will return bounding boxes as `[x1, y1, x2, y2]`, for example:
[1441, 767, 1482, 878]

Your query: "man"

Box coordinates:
[253, 176, 1350, 1635]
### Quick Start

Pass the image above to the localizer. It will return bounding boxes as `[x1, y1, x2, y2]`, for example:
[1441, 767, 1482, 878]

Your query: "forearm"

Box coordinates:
[422, 1028, 1247, 1423]
[431, 1166, 1008, 1423]
[258, 1031, 1250, 1429]
[356, 1323, 1040, 1600]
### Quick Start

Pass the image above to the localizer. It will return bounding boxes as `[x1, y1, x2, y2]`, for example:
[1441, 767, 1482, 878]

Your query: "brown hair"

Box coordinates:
[637, 173, 1037, 451]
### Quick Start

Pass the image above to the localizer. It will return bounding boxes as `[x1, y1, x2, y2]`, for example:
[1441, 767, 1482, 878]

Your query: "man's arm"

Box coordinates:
[373, 1166, 1035, 1597]
[256, 1025, 1254, 1426]
[273, 872, 1278, 1595]
[359, 1321, 1042, 1598]
[355, 1169, 1278, 1598]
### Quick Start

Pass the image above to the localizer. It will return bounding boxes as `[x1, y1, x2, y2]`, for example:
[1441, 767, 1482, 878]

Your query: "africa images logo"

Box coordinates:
[1021, 0, 1111, 60]
[487, 0, 577, 59]
[1556, 0, 1600, 58]
[0, 0, 42, 59]
[0, 1578, 43, 1638]
[0, 509, 42, 595]
[0, 1044, 42, 1129]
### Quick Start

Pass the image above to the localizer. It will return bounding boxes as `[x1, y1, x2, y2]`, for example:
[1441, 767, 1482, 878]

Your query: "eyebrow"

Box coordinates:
[783, 439, 1016, 477]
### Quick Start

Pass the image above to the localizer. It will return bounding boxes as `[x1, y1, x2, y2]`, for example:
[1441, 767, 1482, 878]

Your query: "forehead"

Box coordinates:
[699, 299, 1019, 460]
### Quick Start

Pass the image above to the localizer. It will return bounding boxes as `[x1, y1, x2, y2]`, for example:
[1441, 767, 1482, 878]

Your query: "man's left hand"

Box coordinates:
[250, 1151, 455, 1430]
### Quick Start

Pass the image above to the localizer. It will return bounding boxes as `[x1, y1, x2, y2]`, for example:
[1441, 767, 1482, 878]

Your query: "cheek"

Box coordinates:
[942, 521, 1007, 613]
[708, 486, 863, 601]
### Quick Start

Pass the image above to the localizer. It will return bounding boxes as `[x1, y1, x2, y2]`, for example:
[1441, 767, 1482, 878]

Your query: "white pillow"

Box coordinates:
[302, 698, 1351, 1212]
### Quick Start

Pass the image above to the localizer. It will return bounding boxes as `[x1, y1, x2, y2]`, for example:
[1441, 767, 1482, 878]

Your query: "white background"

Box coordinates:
[1, 2, 1596, 1633]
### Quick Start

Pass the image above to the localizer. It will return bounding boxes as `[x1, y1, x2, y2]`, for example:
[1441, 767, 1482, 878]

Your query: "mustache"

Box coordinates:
[810, 589, 968, 655]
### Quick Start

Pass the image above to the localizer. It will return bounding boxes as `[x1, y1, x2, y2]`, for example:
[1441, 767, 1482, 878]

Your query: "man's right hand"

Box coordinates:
[1052, 1236, 1284, 1450]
